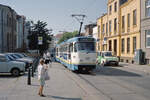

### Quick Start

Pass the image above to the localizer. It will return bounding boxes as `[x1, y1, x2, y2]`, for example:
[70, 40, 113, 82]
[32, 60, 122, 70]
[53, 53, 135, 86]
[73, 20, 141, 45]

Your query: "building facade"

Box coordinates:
[0, 4, 17, 52]
[92, 26, 99, 51]
[84, 23, 96, 36]
[97, 0, 120, 56]
[16, 15, 27, 50]
[141, 0, 150, 64]
[97, 0, 141, 63]
[107, 0, 120, 56]
[119, 0, 141, 63]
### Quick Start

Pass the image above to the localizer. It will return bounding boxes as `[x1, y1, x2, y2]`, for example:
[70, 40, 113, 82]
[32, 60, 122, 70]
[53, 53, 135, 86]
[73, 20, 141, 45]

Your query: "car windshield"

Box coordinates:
[104, 52, 112, 57]
[22, 54, 28, 57]
[97, 52, 101, 56]
[7, 55, 14, 60]
[11, 55, 20, 59]
[75, 42, 95, 52]
[15, 54, 23, 58]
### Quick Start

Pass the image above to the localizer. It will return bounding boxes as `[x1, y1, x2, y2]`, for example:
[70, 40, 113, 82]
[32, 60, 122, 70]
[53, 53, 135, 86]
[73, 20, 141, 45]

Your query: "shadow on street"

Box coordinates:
[0, 74, 19, 78]
[95, 67, 142, 77]
[46, 95, 82, 100]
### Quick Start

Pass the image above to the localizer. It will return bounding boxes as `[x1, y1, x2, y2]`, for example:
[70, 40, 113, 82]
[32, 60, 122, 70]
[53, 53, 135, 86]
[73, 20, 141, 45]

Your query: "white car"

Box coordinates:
[0, 54, 26, 76]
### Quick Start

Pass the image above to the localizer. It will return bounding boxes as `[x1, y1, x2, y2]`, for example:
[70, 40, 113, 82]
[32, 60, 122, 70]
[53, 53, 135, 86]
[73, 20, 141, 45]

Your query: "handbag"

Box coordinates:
[45, 70, 50, 81]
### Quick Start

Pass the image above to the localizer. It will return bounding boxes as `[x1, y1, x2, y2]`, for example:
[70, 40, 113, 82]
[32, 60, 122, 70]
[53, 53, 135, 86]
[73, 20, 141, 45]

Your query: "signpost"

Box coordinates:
[38, 36, 43, 45]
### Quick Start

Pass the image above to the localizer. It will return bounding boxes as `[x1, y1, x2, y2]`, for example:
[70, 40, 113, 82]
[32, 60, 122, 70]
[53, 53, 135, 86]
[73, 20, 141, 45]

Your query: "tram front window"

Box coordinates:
[75, 42, 95, 52]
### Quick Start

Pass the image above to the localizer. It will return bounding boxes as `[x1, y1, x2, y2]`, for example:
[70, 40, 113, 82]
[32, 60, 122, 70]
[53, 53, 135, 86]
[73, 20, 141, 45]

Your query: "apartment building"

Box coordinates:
[84, 23, 96, 36]
[97, 0, 141, 63]
[97, 0, 120, 56]
[0, 4, 17, 52]
[107, 0, 120, 56]
[141, 0, 150, 64]
[119, 0, 141, 63]
[97, 14, 108, 52]
[92, 26, 99, 51]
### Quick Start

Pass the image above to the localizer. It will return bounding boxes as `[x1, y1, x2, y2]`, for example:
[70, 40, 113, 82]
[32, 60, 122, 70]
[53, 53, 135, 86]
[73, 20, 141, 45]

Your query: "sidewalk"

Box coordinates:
[2, 62, 106, 100]
[119, 62, 150, 75]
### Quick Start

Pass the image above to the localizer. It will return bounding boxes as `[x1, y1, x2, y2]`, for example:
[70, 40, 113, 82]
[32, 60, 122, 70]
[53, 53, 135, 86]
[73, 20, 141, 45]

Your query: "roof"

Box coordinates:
[56, 36, 95, 47]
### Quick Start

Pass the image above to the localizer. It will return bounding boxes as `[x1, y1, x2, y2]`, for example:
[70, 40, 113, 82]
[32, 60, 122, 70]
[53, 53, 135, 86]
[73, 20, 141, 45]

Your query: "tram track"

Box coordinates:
[77, 68, 150, 100]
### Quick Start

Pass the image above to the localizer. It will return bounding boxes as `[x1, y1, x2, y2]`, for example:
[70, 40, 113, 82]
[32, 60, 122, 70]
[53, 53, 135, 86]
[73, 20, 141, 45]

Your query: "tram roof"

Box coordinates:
[56, 36, 95, 47]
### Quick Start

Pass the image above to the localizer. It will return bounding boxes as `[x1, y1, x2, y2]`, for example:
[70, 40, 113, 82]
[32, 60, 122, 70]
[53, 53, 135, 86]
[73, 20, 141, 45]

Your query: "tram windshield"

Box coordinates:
[75, 42, 95, 52]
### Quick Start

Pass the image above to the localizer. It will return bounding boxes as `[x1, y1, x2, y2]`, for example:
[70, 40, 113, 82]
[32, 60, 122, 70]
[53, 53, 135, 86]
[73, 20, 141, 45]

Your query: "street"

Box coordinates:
[0, 62, 150, 100]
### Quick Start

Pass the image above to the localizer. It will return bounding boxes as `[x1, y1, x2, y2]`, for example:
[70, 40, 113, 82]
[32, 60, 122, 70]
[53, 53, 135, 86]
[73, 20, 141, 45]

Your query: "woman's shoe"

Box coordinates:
[40, 94, 46, 97]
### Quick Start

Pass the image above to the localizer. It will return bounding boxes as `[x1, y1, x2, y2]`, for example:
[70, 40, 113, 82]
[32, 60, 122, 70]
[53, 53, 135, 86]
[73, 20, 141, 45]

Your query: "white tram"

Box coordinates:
[55, 36, 96, 72]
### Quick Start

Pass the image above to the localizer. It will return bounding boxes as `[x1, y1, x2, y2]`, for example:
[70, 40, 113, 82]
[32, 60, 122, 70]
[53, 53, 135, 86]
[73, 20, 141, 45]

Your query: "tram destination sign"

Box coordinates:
[78, 38, 95, 42]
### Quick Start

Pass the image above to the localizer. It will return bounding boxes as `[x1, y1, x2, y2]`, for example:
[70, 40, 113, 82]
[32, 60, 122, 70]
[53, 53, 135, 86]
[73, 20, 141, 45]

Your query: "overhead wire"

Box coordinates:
[63, 0, 99, 32]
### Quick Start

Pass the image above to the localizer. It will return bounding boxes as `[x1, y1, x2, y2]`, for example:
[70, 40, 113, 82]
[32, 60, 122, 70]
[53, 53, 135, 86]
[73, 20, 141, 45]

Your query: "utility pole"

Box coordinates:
[72, 14, 86, 36]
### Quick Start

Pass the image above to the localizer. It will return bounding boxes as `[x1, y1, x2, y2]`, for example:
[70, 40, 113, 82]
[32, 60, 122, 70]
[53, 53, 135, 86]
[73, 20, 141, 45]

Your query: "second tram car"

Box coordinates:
[55, 36, 96, 72]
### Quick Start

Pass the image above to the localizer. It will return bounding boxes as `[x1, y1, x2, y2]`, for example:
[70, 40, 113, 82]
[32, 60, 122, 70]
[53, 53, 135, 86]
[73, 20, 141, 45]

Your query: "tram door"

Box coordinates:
[68, 43, 73, 66]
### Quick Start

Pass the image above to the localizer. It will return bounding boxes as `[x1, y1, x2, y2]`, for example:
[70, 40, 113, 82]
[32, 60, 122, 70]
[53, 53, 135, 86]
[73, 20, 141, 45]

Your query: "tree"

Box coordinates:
[28, 20, 52, 54]
[58, 31, 78, 44]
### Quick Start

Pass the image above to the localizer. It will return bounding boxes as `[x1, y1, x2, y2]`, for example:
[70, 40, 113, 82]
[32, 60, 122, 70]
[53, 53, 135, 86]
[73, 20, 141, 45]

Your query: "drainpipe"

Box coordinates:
[1, 9, 4, 52]
[140, 0, 141, 49]
[11, 10, 13, 52]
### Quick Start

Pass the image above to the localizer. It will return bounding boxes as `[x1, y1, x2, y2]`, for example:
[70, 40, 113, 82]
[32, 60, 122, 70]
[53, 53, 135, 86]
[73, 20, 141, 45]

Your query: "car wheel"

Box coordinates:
[115, 62, 119, 66]
[11, 69, 20, 77]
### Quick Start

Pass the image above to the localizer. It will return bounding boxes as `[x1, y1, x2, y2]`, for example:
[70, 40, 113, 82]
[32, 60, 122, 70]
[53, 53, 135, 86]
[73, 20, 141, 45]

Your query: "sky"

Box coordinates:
[0, 0, 107, 34]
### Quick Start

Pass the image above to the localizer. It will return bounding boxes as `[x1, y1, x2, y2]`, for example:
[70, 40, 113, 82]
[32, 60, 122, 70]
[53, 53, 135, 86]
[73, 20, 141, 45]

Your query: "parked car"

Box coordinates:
[0, 54, 26, 76]
[6, 53, 33, 70]
[96, 51, 119, 66]
[14, 53, 35, 63]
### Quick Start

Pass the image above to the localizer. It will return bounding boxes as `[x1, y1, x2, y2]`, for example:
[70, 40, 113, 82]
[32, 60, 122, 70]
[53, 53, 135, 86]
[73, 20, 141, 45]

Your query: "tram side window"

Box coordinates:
[69, 43, 73, 52]
[56, 48, 58, 56]
[74, 43, 77, 52]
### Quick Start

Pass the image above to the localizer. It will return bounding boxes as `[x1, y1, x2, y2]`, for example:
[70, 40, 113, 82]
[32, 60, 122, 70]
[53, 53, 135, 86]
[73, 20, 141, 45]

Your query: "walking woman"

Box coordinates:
[38, 58, 48, 97]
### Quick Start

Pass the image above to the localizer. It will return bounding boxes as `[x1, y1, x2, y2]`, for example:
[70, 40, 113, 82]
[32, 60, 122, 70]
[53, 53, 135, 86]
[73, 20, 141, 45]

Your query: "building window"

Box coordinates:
[122, 16, 125, 33]
[133, 37, 136, 53]
[133, 9, 137, 26]
[114, 2, 117, 12]
[7, 14, 9, 27]
[109, 40, 112, 51]
[146, 30, 150, 48]
[109, 20, 112, 34]
[146, 0, 150, 17]
[127, 13, 130, 31]
[106, 23, 108, 35]
[98, 25, 100, 37]
[109, 5, 112, 15]
[102, 24, 105, 33]
[98, 43, 100, 50]
[127, 38, 130, 53]
[121, 38, 125, 53]
[114, 18, 117, 33]
[120, 0, 128, 5]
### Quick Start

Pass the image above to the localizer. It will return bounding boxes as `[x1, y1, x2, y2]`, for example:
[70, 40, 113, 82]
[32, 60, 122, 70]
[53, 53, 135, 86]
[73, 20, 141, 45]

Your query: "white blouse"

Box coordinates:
[38, 64, 47, 80]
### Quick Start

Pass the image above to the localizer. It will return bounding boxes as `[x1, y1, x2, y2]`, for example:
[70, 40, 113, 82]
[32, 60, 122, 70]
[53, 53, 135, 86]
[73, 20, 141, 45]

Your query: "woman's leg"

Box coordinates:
[39, 79, 45, 96]
[39, 85, 43, 95]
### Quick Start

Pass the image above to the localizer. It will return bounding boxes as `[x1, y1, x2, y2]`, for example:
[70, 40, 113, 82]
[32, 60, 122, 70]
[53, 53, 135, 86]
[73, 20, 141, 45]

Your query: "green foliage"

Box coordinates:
[58, 31, 78, 44]
[27, 20, 52, 53]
